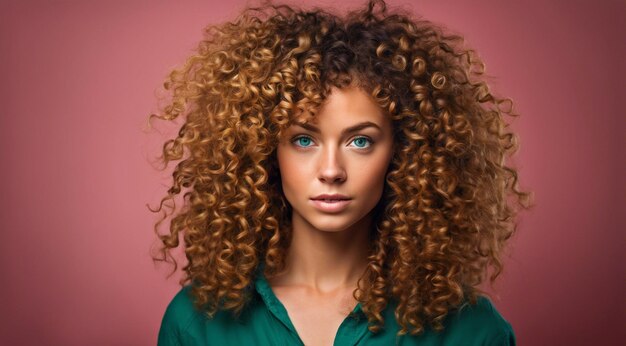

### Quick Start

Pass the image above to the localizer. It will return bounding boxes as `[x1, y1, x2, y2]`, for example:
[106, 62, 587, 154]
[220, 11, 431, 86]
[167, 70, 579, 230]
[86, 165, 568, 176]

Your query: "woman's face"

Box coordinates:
[276, 86, 394, 234]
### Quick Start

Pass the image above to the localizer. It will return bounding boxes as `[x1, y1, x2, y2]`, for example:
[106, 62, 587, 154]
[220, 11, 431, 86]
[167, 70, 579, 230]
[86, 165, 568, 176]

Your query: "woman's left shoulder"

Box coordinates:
[441, 295, 516, 346]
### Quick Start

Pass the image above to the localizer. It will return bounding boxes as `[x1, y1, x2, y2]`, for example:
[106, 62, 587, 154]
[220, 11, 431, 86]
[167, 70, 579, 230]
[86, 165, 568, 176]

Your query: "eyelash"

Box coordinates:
[291, 135, 374, 150]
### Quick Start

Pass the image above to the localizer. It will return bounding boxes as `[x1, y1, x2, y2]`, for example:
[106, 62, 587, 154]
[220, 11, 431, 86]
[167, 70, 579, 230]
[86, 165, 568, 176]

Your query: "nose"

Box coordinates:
[317, 145, 347, 183]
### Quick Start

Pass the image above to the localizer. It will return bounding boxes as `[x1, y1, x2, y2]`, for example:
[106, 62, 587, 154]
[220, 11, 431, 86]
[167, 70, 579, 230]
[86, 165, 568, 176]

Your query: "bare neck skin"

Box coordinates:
[274, 211, 373, 294]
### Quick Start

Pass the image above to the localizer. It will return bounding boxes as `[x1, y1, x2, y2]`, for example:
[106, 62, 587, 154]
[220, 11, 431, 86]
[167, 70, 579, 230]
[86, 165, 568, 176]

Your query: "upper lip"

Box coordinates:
[311, 194, 351, 200]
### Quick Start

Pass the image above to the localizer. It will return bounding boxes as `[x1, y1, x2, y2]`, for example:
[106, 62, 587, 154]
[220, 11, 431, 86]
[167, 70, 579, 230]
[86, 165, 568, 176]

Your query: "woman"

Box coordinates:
[150, 0, 531, 345]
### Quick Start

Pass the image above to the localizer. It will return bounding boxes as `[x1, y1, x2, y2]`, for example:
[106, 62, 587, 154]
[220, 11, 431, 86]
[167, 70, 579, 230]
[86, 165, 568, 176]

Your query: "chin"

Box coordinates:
[313, 225, 352, 233]
[306, 215, 362, 233]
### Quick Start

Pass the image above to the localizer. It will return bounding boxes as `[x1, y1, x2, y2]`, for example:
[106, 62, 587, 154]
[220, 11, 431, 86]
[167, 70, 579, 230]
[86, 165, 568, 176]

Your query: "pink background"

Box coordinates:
[1, 0, 623, 345]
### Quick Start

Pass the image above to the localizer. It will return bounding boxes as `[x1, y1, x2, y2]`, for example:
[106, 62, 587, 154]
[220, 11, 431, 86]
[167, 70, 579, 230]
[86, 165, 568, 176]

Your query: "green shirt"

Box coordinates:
[158, 271, 516, 346]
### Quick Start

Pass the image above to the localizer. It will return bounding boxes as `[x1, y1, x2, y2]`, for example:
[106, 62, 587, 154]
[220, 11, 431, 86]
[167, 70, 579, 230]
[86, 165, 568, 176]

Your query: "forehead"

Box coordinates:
[290, 86, 390, 130]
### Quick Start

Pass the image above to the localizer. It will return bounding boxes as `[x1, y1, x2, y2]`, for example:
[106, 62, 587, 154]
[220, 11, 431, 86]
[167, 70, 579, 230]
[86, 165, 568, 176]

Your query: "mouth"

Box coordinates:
[311, 194, 351, 201]
[309, 198, 352, 213]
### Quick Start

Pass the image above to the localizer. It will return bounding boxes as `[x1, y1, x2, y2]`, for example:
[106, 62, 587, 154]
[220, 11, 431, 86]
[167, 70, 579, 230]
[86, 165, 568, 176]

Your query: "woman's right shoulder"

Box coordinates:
[158, 285, 203, 345]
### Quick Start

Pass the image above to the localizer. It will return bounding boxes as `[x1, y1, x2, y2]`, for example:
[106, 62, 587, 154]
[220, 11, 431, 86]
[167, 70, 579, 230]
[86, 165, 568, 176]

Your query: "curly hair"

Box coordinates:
[148, 0, 532, 336]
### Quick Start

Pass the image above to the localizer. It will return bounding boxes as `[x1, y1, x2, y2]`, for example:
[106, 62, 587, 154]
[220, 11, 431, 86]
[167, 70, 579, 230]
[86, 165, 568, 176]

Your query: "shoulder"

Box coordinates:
[440, 295, 516, 346]
[157, 285, 204, 346]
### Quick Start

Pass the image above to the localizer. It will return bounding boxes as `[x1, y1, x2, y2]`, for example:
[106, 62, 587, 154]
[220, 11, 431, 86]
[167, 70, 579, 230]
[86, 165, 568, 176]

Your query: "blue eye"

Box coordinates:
[351, 136, 372, 148]
[294, 136, 313, 147]
[291, 135, 373, 149]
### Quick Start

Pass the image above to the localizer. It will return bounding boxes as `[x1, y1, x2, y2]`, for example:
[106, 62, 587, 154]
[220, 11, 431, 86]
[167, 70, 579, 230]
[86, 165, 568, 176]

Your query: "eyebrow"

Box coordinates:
[292, 121, 382, 136]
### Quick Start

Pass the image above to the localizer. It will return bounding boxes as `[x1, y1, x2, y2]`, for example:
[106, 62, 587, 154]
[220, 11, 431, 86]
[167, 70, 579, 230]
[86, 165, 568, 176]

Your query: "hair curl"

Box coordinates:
[148, 0, 532, 336]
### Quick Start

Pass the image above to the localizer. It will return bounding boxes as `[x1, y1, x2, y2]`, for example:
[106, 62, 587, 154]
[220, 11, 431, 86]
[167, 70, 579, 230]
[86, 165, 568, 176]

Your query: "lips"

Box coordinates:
[310, 194, 352, 213]
[311, 194, 351, 201]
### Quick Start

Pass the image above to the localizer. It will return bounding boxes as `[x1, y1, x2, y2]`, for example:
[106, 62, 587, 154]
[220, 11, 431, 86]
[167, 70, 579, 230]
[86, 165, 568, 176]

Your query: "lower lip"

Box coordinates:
[310, 199, 351, 213]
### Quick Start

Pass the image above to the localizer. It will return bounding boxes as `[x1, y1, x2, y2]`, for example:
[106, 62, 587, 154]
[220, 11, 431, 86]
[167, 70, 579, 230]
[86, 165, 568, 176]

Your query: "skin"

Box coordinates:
[272, 86, 395, 345]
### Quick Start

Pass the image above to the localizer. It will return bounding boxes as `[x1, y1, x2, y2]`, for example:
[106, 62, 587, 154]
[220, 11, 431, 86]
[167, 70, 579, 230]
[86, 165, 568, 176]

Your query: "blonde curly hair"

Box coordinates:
[149, 0, 532, 336]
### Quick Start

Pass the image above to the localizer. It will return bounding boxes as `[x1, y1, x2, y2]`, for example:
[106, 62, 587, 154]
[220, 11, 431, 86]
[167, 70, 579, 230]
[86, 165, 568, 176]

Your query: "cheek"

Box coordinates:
[277, 149, 294, 181]
[363, 151, 393, 187]
[276, 147, 303, 197]
[358, 157, 392, 206]
[365, 169, 387, 197]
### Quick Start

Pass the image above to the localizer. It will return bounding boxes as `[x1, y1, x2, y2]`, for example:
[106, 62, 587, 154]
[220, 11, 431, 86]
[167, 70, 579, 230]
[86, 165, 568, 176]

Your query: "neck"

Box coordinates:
[277, 211, 373, 294]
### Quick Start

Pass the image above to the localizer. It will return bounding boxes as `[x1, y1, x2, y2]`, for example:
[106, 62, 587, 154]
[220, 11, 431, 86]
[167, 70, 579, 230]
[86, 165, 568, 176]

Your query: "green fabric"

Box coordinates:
[158, 270, 516, 346]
